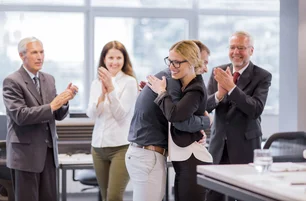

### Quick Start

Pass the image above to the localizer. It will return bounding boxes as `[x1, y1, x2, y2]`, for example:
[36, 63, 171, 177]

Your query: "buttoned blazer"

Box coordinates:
[3, 66, 69, 173]
[206, 62, 272, 164]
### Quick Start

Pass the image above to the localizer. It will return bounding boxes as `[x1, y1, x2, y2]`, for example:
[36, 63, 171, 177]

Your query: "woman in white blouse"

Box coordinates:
[86, 41, 138, 201]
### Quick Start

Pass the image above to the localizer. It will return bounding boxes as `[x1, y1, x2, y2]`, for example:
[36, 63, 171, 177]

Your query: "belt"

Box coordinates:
[130, 142, 167, 156]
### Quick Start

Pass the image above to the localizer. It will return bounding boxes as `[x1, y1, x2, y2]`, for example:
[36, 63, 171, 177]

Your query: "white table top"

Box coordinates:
[56, 118, 94, 126]
[58, 153, 93, 165]
[197, 163, 306, 201]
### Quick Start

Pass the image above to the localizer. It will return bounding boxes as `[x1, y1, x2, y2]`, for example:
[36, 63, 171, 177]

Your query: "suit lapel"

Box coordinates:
[39, 73, 49, 104]
[225, 62, 254, 120]
[236, 62, 254, 90]
[18, 67, 43, 105]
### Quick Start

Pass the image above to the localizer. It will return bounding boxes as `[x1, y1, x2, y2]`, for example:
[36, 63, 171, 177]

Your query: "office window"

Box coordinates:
[0, 0, 83, 5]
[199, 15, 279, 115]
[91, 0, 192, 8]
[0, 0, 280, 119]
[94, 17, 188, 81]
[0, 12, 84, 114]
[200, 0, 279, 11]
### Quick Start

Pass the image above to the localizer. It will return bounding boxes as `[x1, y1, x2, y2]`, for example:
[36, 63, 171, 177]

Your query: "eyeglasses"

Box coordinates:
[229, 45, 252, 51]
[164, 57, 188, 68]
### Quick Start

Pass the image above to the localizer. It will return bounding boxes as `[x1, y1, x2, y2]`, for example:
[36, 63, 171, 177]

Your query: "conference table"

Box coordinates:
[58, 153, 173, 201]
[197, 163, 306, 201]
[57, 154, 94, 201]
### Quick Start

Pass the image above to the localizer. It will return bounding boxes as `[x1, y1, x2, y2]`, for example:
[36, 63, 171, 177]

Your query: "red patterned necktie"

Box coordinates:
[233, 72, 240, 84]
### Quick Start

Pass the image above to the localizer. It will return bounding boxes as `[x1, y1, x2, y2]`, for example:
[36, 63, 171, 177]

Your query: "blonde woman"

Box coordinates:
[147, 40, 212, 201]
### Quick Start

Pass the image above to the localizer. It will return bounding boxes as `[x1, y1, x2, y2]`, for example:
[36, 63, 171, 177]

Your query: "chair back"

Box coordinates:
[0, 115, 7, 141]
[263, 131, 306, 162]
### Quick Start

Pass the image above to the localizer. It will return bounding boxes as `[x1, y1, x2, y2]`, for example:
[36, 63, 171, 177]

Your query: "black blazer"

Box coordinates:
[155, 75, 207, 147]
[206, 62, 272, 164]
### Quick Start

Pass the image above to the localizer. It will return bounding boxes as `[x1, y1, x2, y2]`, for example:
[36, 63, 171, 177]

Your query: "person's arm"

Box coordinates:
[228, 72, 272, 119]
[107, 78, 138, 121]
[172, 115, 210, 132]
[154, 85, 203, 122]
[86, 79, 106, 119]
[206, 67, 221, 113]
[3, 77, 56, 126]
[167, 77, 211, 132]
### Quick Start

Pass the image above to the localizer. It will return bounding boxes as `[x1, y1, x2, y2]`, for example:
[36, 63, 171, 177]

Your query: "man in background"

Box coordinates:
[2, 37, 78, 201]
[206, 31, 272, 201]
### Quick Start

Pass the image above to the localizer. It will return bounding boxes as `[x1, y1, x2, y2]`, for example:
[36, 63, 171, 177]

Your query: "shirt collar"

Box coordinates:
[113, 70, 124, 81]
[23, 65, 39, 80]
[233, 62, 249, 75]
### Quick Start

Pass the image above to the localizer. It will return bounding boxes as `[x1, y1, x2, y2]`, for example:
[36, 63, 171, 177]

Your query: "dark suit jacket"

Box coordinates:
[155, 75, 206, 147]
[206, 62, 272, 164]
[2, 67, 69, 173]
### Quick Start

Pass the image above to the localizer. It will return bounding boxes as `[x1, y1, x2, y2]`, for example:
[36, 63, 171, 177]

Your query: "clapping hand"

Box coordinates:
[66, 83, 79, 100]
[50, 83, 78, 111]
[98, 67, 114, 93]
[214, 67, 235, 91]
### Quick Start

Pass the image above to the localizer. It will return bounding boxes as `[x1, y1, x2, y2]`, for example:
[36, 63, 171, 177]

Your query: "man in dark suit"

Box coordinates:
[2, 37, 78, 201]
[206, 31, 272, 201]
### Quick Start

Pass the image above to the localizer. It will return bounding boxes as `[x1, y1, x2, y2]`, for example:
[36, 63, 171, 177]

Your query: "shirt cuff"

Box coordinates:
[107, 89, 116, 101]
[96, 100, 104, 111]
[215, 93, 224, 104]
[228, 86, 236, 95]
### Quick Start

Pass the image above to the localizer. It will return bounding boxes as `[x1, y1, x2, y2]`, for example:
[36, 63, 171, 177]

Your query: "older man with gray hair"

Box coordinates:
[2, 37, 78, 201]
[206, 31, 272, 201]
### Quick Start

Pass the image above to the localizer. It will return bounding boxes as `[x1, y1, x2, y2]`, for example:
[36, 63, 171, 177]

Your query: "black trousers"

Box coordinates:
[172, 154, 210, 201]
[206, 142, 236, 201]
[11, 147, 57, 201]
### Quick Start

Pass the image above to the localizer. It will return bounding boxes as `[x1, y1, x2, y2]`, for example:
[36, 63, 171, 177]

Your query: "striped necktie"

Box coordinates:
[33, 77, 41, 95]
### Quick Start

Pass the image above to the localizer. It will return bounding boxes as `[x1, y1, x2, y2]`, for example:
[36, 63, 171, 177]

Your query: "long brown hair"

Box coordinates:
[98, 41, 136, 78]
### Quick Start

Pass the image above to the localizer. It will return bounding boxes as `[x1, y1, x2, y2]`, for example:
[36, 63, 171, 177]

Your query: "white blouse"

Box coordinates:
[168, 124, 213, 163]
[86, 71, 138, 148]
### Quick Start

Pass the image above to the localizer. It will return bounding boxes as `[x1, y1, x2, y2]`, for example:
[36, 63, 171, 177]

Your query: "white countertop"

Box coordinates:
[197, 163, 306, 201]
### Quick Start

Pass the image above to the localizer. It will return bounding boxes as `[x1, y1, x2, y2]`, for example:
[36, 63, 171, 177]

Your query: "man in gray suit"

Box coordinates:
[206, 31, 272, 201]
[2, 37, 78, 201]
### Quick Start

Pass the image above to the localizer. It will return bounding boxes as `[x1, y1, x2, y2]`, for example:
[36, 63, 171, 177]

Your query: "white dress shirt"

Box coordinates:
[23, 65, 39, 85]
[86, 71, 138, 148]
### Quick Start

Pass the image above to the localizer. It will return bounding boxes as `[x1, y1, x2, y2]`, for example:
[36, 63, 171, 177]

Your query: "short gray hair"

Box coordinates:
[18, 37, 42, 54]
[230, 31, 254, 47]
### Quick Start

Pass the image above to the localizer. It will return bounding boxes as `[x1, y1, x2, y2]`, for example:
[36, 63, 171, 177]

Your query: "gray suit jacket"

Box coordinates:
[207, 62, 272, 164]
[2, 67, 69, 173]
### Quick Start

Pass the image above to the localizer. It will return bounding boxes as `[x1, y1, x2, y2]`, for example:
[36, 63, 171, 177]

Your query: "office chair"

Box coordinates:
[263, 131, 306, 162]
[0, 141, 14, 201]
[73, 169, 101, 201]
